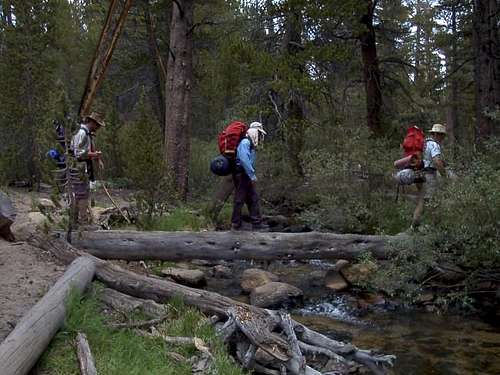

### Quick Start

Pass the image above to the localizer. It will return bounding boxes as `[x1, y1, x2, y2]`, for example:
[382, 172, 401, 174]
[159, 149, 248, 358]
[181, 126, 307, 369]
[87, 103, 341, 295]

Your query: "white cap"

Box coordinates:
[249, 121, 267, 135]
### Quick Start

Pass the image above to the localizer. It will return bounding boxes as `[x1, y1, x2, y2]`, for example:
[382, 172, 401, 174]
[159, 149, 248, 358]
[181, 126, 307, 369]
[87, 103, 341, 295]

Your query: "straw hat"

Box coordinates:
[429, 123, 446, 134]
[86, 112, 106, 127]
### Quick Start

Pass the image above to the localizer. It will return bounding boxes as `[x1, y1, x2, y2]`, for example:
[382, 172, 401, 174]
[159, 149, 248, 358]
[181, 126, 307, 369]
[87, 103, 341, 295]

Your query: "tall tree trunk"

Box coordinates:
[144, 5, 167, 138]
[446, 3, 459, 146]
[164, 0, 193, 199]
[359, 0, 383, 136]
[472, 0, 500, 143]
[283, 3, 305, 177]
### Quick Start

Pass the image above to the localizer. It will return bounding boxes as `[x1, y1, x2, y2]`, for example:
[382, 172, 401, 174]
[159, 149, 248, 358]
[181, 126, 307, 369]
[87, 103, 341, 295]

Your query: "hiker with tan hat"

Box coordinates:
[411, 123, 448, 230]
[69, 112, 105, 225]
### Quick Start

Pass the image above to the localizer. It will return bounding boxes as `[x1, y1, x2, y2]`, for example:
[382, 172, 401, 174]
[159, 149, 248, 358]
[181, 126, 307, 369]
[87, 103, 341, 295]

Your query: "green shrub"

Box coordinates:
[120, 92, 178, 218]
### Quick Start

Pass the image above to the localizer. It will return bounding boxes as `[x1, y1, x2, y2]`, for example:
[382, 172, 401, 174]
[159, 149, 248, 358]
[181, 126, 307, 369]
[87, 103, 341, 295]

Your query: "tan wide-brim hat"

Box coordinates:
[429, 123, 446, 134]
[86, 112, 106, 127]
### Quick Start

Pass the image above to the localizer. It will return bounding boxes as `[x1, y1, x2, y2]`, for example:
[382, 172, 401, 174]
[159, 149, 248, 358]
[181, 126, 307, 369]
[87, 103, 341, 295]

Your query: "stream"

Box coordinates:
[294, 295, 500, 374]
[207, 259, 500, 374]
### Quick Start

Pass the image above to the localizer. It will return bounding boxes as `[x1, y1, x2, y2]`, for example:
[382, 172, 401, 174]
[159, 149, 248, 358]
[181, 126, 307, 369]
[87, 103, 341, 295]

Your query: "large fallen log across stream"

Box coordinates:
[69, 230, 393, 261]
[27, 233, 395, 374]
[0, 256, 95, 375]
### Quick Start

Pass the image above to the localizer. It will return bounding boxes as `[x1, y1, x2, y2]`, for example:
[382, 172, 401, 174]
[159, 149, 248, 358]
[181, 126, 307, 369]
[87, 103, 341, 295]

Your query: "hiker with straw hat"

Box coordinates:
[69, 112, 105, 225]
[411, 123, 449, 230]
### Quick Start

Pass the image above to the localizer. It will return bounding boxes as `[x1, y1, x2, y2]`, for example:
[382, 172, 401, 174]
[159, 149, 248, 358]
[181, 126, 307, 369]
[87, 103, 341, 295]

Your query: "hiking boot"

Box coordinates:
[231, 223, 242, 231]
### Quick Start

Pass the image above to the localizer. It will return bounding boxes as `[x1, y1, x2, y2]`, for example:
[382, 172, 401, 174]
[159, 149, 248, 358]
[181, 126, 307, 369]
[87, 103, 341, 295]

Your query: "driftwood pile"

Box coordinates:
[0, 231, 396, 375]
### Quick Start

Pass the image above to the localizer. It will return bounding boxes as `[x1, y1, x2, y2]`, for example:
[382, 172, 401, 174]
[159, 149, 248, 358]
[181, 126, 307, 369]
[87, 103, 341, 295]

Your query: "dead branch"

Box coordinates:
[76, 332, 98, 375]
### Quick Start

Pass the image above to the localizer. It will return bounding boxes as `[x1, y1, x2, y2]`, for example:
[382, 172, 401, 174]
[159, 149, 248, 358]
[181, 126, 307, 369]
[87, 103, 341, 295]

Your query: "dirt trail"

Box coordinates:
[0, 189, 65, 342]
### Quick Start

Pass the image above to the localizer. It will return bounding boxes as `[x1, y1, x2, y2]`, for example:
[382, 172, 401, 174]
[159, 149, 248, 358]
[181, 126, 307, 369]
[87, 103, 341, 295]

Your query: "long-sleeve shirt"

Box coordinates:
[71, 125, 91, 160]
[236, 138, 257, 181]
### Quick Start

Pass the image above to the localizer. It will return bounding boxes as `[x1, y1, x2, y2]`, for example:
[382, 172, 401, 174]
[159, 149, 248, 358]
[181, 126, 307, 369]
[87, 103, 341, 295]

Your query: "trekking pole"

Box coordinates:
[101, 182, 131, 224]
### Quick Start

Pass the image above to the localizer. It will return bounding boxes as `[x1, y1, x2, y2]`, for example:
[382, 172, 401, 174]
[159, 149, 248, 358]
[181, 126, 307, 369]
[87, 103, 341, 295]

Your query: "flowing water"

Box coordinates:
[207, 259, 500, 374]
[294, 296, 500, 375]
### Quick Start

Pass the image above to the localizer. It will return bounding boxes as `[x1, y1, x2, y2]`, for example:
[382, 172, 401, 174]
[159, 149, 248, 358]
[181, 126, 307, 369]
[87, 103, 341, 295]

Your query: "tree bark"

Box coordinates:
[472, 0, 500, 143]
[359, 0, 383, 136]
[446, 3, 459, 146]
[0, 257, 95, 375]
[283, 3, 305, 177]
[208, 175, 234, 222]
[76, 332, 98, 375]
[144, 4, 167, 137]
[68, 230, 390, 262]
[164, 0, 194, 199]
[79, 0, 134, 118]
[98, 287, 168, 319]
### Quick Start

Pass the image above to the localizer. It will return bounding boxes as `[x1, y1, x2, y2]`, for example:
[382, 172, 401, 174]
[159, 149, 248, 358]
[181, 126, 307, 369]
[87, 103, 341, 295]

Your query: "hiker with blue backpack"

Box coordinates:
[210, 121, 268, 230]
[231, 122, 268, 231]
[70, 112, 105, 225]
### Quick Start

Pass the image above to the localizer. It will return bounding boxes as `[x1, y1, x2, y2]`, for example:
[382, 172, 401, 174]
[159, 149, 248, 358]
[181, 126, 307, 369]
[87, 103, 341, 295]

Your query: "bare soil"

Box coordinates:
[0, 189, 65, 342]
[0, 186, 134, 343]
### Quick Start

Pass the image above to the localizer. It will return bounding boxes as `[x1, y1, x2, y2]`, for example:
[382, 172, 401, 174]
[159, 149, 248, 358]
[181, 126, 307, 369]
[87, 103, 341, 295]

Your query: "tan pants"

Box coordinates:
[412, 172, 438, 228]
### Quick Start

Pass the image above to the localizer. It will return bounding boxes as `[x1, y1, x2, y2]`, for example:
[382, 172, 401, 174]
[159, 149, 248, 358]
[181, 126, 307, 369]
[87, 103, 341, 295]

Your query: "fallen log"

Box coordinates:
[0, 257, 95, 375]
[29, 233, 395, 374]
[69, 230, 392, 261]
[98, 287, 168, 319]
[76, 332, 98, 375]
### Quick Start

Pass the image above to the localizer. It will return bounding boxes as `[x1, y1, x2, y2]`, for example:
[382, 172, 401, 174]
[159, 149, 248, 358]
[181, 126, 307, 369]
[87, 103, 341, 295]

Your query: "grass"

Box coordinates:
[38, 288, 246, 375]
[137, 202, 235, 232]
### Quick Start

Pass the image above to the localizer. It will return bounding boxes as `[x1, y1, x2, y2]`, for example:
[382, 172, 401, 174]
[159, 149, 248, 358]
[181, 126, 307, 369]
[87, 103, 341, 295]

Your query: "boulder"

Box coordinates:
[161, 268, 206, 287]
[333, 259, 350, 271]
[309, 270, 327, 287]
[324, 270, 349, 292]
[213, 265, 232, 279]
[340, 261, 378, 285]
[0, 191, 15, 241]
[27, 212, 50, 229]
[37, 198, 56, 212]
[240, 268, 279, 293]
[250, 282, 303, 308]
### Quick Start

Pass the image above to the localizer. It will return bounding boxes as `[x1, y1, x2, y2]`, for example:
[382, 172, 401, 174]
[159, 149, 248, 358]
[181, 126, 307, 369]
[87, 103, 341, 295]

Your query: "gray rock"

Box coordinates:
[250, 282, 303, 308]
[240, 268, 279, 293]
[333, 259, 350, 271]
[161, 268, 206, 287]
[340, 262, 378, 285]
[213, 265, 232, 279]
[28, 212, 49, 228]
[0, 191, 15, 224]
[309, 270, 327, 287]
[37, 198, 56, 212]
